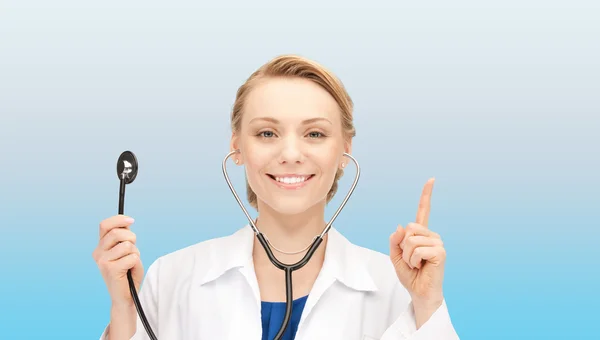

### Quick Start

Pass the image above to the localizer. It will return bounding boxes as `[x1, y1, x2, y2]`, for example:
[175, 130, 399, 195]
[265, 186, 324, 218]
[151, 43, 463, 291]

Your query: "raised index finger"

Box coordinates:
[99, 215, 135, 239]
[415, 178, 435, 228]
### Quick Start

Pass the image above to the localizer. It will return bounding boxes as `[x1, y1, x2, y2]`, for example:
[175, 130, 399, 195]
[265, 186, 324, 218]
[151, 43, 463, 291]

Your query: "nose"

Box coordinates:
[277, 135, 304, 164]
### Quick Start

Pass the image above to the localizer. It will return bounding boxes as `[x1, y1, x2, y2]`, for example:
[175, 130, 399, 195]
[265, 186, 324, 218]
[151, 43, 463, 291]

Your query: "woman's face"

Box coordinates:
[231, 77, 350, 215]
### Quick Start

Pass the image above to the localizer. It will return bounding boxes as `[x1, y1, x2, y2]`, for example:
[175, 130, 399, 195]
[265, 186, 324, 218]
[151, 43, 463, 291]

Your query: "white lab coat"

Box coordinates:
[99, 225, 460, 340]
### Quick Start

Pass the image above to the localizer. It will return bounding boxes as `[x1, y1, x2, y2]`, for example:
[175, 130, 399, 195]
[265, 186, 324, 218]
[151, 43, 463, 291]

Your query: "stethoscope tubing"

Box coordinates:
[222, 149, 360, 340]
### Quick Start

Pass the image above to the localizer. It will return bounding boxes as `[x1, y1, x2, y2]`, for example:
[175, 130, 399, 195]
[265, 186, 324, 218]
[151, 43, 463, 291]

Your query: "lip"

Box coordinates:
[266, 174, 315, 190]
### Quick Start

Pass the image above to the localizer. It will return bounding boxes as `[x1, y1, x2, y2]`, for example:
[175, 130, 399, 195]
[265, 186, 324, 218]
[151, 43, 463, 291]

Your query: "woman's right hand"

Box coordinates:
[92, 215, 144, 307]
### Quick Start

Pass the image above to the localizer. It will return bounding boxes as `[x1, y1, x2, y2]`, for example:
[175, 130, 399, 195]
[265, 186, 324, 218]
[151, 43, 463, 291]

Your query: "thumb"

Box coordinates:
[389, 225, 411, 272]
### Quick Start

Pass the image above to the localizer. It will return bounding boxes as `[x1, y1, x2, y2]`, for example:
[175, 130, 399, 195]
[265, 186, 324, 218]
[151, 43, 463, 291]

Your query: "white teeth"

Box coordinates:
[275, 176, 307, 184]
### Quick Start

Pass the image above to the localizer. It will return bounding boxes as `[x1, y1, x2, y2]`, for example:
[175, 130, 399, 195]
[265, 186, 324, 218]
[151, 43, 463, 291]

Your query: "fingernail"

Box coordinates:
[125, 217, 135, 224]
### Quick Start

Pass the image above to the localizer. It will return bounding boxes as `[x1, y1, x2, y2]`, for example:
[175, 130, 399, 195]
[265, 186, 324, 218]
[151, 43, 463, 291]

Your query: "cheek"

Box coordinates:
[313, 146, 341, 178]
[243, 144, 270, 177]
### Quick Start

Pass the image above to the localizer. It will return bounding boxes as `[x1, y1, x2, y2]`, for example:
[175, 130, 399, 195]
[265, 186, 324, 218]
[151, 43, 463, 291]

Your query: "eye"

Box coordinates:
[258, 130, 276, 138]
[307, 131, 325, 138]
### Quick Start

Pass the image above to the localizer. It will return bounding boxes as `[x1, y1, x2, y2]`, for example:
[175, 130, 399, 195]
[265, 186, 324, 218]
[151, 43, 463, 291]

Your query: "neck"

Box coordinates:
[252, 199, 328, 264]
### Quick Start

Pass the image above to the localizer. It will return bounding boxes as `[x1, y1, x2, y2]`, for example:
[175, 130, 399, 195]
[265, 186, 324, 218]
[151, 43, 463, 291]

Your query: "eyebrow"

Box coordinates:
[249, 117, 333, 125]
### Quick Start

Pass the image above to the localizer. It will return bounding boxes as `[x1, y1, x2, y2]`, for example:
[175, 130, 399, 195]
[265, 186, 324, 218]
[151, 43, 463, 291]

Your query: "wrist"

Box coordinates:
[111, 300, 136, 312]
[412, 295, 443, 311]
[108, 303, 137, 340]
[412, 295, 444, 329]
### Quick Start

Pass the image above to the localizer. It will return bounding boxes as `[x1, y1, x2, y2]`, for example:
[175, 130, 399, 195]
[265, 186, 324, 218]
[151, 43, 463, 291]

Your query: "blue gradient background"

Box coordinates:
[1, 1, 598, 339]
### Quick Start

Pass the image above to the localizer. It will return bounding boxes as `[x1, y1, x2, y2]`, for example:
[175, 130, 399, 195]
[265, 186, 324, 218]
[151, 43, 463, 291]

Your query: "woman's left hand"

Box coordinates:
[389, 178, 446, 326]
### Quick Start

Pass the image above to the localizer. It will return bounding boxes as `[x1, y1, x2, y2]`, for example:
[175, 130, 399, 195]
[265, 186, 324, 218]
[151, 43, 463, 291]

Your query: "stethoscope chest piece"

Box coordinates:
[117, 151, 138, 184]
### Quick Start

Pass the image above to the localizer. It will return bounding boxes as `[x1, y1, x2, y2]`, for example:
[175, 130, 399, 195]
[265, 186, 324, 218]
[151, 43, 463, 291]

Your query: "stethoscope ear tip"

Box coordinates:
[117, 150, 139, 184]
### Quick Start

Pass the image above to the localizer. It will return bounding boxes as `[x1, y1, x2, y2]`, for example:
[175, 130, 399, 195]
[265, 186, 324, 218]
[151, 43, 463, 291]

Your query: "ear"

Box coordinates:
[341, 140, 352, 169]
[230, 132, 244, 165]
[344, 140, 352, 155]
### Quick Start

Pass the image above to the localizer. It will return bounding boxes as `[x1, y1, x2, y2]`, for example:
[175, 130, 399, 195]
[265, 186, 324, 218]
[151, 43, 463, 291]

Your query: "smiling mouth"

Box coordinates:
[266, 174, 315, 189]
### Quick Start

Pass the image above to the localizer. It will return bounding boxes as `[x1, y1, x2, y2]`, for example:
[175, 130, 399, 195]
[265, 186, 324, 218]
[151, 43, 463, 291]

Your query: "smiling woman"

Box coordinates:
[232, 79, 348, 217]
[230, 55, 356, 213]
[94, 54, 460, 340]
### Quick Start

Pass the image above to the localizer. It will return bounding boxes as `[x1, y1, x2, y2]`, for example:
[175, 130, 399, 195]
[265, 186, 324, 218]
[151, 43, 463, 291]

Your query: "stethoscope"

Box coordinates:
[114, 149, 360, 340]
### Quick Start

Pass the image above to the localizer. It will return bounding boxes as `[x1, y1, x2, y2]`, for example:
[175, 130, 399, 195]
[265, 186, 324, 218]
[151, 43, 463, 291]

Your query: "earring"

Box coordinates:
[341, 163, 345, 168]
[235, 159, 239, 164]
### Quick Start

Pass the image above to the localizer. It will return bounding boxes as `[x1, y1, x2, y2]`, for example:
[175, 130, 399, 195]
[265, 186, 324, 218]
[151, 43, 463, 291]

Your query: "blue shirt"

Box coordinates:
[261, 295, 309, 340]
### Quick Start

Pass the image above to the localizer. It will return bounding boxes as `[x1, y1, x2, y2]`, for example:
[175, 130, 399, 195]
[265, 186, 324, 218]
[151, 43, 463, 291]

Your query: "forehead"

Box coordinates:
[242, 77, 341, 125]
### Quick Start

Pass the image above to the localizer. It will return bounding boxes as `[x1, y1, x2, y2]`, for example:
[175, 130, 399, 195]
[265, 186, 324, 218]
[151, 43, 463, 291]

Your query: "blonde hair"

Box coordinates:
[231, 54, 356, 210]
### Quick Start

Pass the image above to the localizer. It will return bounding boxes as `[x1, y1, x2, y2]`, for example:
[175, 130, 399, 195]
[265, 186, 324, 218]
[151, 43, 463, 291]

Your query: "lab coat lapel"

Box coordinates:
[234, 227, 264, 339]
[296, 244, 336, 331]
[296, 228, 378, 340]
[235, 255, 263, 339]
[191, 225, 262, 339]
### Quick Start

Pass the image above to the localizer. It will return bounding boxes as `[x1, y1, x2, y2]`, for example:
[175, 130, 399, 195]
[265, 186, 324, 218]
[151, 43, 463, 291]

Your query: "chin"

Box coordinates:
[264, 199, 312, 216]
[260, 196, 322, 216]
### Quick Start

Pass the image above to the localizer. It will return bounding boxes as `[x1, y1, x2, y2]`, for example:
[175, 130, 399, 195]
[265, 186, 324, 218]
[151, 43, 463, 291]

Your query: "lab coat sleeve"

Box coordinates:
[98, 258, 161, 340]
[379, 299, 460, 340]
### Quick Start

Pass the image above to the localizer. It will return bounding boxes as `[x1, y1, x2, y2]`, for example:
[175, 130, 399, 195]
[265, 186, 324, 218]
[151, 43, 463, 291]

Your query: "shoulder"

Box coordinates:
[333, 231, 415, 322]
[350, 243, 414, 315]
[334, 230, 406, 296]
[345, 236, 414, 313]
[353, 243, 398, 285]
[145, 227, 248, 281]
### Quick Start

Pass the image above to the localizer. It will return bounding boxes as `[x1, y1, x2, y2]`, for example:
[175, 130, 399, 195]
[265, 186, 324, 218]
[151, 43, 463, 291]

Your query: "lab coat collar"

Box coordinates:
[194, 224, 378, 293]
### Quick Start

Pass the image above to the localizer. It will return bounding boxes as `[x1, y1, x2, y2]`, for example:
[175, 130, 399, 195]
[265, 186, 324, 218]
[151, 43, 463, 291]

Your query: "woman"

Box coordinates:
[93, 55, 460, 340]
